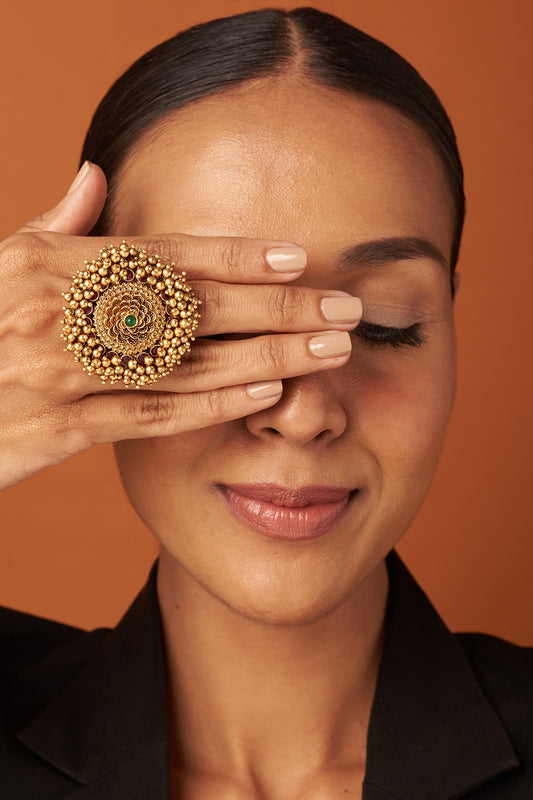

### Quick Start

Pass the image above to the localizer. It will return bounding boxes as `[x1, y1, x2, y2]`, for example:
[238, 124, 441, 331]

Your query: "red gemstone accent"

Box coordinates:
[137, 353, 149, 365]
[125, 270, 134, 281]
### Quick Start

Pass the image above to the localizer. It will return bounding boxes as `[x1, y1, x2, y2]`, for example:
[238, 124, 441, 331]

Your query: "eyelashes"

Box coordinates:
[205, 322, 427, 349]
[353, 320, 426, 348]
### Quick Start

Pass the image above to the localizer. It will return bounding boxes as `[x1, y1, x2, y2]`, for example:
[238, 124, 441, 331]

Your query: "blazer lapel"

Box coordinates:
[54, 742, 168, 800]
[363, 552, 520, 800]
[11, 554, 522, 800]
[14, 563, 169, 799]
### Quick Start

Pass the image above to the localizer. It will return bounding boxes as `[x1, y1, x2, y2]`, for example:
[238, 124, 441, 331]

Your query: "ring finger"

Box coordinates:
[159, 330, 353, 392]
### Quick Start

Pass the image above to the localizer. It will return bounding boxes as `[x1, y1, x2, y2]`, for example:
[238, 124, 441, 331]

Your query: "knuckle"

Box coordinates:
[174, 350, 197, 380]
[257, 335, 286, 373]
[268, 284, 305, 327]
[0, 231, 54, 277]
[202, 388, 227, 420]
[218, 238, 244, 277]
[196, 280, 217, 309]
[132, 392, 175, 428]
[175, 338, 211, 380]
[34, 401, 91, 457]
[62, 402, 92, 451]
[147, 236, 186, 267]
[15, 294, 57, 337]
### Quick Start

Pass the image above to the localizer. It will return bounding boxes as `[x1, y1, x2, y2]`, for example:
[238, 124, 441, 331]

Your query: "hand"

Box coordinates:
[0, 162, 361, 491]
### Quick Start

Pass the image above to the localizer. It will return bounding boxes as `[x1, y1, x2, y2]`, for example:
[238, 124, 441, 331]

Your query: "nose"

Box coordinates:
[245, 371, 347, 445]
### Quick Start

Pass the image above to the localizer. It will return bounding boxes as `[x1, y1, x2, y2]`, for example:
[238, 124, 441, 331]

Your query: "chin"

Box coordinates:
[203, 541, 387, 628]
[217, 582, 354, 628]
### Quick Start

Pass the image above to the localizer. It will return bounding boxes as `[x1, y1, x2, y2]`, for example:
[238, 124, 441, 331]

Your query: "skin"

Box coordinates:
[0, 170, 354, 490]
[108, 77, 458, 799]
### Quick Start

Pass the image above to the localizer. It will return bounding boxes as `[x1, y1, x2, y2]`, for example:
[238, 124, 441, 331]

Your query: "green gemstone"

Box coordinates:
[124, 314, 137, 328]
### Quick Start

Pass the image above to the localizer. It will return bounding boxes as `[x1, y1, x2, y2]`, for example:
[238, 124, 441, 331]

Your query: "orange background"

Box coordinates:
[0, 0, 531, 642]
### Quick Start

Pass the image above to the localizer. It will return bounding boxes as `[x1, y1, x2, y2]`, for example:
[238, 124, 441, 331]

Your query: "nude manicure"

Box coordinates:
[266, 246, 307, 272]
[246, 380, 283, 399]
[308, 331, 352, 358]
[321, 296, 363, 323]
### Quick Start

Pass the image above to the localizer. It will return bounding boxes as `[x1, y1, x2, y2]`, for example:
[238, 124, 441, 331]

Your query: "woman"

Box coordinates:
[1, 8, 531, 798]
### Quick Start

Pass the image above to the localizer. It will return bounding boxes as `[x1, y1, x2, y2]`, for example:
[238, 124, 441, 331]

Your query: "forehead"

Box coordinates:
[113, 79, 453, 259]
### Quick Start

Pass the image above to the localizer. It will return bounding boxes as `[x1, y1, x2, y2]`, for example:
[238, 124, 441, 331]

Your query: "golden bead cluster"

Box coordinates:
[61, 241, 201, 388]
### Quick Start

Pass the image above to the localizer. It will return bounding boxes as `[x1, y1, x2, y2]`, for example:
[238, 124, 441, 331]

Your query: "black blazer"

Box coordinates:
[1, 553, 532, 799]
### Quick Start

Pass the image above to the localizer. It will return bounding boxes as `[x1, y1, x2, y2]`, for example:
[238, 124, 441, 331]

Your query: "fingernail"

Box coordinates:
[67, 161, 91, 195]
[308, 331, 352, 358]
[321, 296, 363, 323]
[246, 380, 283, 399]
[265, 246, 307, 272]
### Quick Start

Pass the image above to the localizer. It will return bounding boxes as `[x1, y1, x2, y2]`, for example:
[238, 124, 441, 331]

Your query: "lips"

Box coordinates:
[218, 483, 354, 540]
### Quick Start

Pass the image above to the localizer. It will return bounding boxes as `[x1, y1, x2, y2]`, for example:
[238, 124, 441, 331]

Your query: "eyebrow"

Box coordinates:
[336, 236, 449, 271]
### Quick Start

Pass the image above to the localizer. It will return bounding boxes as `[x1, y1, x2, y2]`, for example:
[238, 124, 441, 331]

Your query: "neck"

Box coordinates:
[158, 548, 388, 794]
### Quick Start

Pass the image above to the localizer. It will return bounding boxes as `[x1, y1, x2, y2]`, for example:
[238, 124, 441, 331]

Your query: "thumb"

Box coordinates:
[20, 161, 108, 236]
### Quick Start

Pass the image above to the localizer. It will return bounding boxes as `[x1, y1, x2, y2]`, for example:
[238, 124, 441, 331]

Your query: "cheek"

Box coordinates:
[114, 427, 221, 529]
[347, 339, 456, 485]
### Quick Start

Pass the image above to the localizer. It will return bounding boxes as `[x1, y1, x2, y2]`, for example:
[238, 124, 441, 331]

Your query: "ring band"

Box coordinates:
[61, 241, 201, 388]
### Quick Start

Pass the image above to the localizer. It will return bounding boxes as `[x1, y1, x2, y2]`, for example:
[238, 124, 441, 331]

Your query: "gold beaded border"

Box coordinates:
[61, 241, 201, 388]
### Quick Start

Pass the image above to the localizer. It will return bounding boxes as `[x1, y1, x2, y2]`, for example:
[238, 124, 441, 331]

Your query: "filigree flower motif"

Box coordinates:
[94, 283, 165, 356]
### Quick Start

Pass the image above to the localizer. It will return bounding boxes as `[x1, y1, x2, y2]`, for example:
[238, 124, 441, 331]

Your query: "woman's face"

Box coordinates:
[112, 80, 456, 624]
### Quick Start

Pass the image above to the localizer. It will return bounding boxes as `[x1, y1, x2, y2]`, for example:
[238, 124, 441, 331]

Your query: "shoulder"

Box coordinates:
[457, 632, 533, 692]
[0, 604, 111, 740]
[0, 605, 86, 677]
[0, 606, 101, 796]
[0, 605, 108, 695]
[457, 632, 533, 759]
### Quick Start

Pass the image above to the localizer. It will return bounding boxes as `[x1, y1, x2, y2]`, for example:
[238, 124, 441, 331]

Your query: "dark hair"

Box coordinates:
[81, 7, 464, 275]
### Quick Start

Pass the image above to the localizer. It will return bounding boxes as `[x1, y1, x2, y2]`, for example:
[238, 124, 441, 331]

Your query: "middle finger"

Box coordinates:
[194, 282, 363, 336]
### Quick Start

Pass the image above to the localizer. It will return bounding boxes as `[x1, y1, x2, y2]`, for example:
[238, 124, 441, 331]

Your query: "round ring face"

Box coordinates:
[93, 282, 166, 356]
[61, 241, 201, 388]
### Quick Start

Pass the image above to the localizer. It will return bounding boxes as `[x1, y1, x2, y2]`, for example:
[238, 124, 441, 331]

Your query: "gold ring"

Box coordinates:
[61, 241, 201, 388]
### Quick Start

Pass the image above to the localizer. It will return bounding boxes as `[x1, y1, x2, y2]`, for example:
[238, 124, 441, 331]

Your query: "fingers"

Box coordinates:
[0, 161, 357, 492]
[195, 281, 363, 336]
[116, 235, 309, 284]
[74, 382, 285, 445]
[9, 161, 307, 285]
[142, 330, 353, 394]
[0, 379, 284, 491]
[70, 331, 352, 446]
[7, 229, 308, 285]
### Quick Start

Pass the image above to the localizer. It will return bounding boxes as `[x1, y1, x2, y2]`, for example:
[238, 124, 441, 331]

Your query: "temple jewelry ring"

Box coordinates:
[61, 241, 201, 388]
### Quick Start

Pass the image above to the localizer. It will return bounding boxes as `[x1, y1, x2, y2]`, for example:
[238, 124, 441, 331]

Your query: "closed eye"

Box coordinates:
[353, 321, 426, 348]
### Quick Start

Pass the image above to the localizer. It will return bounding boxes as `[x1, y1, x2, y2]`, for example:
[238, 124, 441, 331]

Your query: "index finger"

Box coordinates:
[40, 232, 308, 283]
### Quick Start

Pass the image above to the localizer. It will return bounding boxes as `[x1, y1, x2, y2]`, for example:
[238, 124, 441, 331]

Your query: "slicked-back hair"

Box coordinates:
[81, 7, 464, 275]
